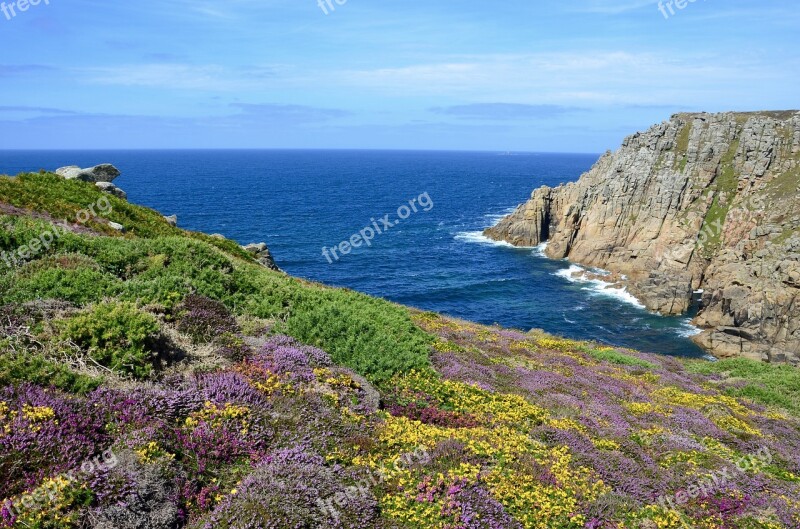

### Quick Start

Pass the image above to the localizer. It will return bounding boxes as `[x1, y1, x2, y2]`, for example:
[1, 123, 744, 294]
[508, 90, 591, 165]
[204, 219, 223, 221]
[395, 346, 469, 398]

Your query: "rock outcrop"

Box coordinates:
[243, 242, 280, 271]
[56, 164, 121, 183]
[95, 181, 127, 199]
[55, 164, 128, 200]
[485, 111, 800, 364]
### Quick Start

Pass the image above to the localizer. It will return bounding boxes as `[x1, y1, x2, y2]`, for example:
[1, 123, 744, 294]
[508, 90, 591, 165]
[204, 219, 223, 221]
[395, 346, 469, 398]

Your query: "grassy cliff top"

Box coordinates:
[1, 172, 799, 529]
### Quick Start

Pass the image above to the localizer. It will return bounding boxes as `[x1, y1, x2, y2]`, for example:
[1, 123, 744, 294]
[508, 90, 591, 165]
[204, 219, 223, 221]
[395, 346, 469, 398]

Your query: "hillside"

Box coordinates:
[486, 111, 800, 364]
[1, 171, 799, 528]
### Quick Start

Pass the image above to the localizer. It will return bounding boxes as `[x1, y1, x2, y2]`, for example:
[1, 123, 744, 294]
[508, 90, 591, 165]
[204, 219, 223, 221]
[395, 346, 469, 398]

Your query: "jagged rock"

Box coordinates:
[486, 111, 800, 364]
[244, 242, 268, 254]
[55, 164, 121, 183]
[164, 215, 178, 227]
[95, 181, 127, 199]
[243, 242, 280, 271]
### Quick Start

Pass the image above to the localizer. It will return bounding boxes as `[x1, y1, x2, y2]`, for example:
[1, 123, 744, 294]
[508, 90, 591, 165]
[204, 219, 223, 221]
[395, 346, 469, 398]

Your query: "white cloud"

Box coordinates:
[329, 51, 775, 107]
[80, 63, 276, 91]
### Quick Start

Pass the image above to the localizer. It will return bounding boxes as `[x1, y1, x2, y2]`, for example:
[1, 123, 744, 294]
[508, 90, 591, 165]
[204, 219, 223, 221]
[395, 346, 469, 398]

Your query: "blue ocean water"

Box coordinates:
[1, 150, 706, 358]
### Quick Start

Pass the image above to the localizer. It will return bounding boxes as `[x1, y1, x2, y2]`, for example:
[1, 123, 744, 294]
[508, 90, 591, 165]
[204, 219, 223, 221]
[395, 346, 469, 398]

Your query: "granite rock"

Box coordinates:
[486, 111, 800, 364]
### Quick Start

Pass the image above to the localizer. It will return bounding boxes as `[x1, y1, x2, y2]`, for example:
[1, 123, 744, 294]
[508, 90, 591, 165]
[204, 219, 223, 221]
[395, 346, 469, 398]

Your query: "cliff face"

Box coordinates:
[486, 111, 800, 364]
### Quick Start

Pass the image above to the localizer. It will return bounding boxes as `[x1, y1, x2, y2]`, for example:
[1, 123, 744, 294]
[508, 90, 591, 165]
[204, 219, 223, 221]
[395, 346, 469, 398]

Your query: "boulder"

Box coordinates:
[95, 182, 127, 199]
[243, 242, 280, 271]
[108, 221, 125, 232]
[243, 242, 268, 254]
[56, 164, 121, 183]
[164, 215, 178, 227]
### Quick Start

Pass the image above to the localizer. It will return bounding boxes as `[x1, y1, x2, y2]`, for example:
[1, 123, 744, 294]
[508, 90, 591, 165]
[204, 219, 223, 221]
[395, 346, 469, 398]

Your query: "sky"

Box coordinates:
[0, 0, 798, 152]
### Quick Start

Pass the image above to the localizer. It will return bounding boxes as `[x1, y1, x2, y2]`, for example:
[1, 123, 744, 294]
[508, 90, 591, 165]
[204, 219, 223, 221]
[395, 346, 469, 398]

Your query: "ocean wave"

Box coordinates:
[675, 319, 703, 338]
[554, 264, 647, 310]
[532, 242, 548, 257]
[454, 231, 515, 247]
[455, 231, 528, 248]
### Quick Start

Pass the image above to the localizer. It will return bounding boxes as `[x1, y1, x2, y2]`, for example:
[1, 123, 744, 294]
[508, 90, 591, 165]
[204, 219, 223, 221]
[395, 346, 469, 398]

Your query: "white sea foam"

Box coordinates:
[554, 264, 647, 310]
[675, 319, 703, 338]
[532, 242, 549, 257]
[454, 231, 517, 248]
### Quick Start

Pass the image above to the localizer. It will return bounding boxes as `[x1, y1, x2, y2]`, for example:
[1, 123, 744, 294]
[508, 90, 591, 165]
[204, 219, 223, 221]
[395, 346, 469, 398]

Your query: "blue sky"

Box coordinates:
[0, 0, 797, 151]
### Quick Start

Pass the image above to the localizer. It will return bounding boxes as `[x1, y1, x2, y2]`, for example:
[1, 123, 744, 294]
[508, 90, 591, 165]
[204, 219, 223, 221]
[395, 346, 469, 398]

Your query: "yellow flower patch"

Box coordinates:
[592, 438, 621, 451]
[651, 387, 761, 436]
[486, 446, 607, 529]
[184, 402, 251, 435]
[135, 441, 175, 464]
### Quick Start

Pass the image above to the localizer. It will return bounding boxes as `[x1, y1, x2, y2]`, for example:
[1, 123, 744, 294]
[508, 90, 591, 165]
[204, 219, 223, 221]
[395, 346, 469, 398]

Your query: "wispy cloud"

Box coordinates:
[230, 103, 351, 123]
[430, 103, 583, 120]
[568, 0, 654, 14]
[0, 106, 77, 115]
[0, 64, 56, 77]
[81, 63, 276, 91]
[336, 51, 774, 107]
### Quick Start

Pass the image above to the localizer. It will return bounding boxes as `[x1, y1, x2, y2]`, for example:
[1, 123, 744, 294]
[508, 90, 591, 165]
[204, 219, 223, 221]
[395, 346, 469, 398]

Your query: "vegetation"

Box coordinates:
[687, 358, 800, 416]
[673, 121, 692, 171]
[1, 172, 799, 529]
[61, 301, 163, 378]
[0, 352, 101, 394]
[0, 172, 432, 383]
[584, 345, 658, 369]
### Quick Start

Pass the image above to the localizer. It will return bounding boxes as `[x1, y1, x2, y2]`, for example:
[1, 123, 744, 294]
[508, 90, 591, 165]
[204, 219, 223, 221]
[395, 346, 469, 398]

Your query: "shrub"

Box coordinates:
[176, 295, 240, 343]
[0, 265, 119, 306]
[279, 289, 432, 383]
[61, 302, 162, 378]
[0, 353, 101, 394]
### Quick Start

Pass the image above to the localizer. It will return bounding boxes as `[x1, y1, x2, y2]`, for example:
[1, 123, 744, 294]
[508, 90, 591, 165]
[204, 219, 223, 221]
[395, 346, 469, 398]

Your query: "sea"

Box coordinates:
[1, 150, 707, 358]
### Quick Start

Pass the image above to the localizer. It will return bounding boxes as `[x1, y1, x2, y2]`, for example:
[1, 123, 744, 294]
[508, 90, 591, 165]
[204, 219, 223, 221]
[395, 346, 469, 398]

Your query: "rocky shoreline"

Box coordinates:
[486, 111, 800, 364]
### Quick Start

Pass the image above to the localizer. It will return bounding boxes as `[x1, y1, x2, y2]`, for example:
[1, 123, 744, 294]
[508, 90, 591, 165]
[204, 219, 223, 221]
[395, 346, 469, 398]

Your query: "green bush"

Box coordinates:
[0, 352, 101, 394]
[232, 264, 432, 382]
[281, 290, 432, 382]
[0, 265, 119, 305]
[61, 301, 162, 378]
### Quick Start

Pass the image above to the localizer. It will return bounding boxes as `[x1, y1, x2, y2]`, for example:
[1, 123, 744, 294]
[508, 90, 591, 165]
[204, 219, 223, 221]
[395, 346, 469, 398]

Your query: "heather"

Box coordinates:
[1, 172, 800, 528]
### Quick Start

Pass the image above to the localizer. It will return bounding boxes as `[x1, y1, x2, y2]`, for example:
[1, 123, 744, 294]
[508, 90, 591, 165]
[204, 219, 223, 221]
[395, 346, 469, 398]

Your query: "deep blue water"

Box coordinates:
[1, 150, 706, 358]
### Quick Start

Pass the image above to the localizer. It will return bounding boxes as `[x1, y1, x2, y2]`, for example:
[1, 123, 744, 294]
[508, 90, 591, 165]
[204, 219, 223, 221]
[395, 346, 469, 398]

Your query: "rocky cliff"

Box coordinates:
[486, 111, 800, 364]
